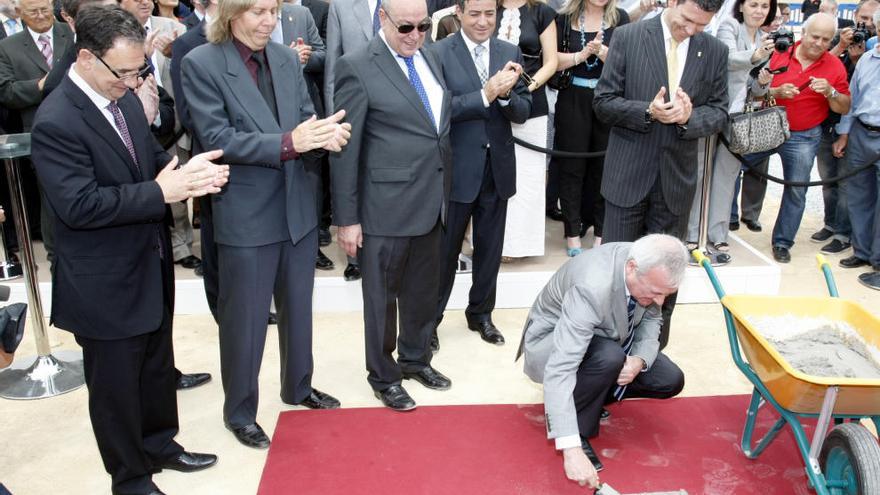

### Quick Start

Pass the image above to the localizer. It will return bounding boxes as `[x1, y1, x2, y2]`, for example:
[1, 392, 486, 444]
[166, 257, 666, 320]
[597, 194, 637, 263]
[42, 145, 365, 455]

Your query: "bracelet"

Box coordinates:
[573, 52, 581, 65]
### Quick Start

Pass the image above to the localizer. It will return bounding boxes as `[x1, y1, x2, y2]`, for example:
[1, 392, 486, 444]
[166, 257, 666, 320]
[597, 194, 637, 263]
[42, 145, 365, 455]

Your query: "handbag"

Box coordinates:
[723, 89, 790, 155]
[547, 15, 573, 91]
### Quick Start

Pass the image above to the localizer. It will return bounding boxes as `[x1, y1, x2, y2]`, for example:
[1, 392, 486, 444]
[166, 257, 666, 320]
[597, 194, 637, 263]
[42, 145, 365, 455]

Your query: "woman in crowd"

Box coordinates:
[686, 0, 777, 256]
[552, 0, 627, 257]
[153, 0, 181, 19]
[496, 0, 557, 261]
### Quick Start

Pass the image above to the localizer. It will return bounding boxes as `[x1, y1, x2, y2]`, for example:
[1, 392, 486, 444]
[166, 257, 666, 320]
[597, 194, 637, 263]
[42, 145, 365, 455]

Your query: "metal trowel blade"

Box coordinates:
[595, 483, 688, 495]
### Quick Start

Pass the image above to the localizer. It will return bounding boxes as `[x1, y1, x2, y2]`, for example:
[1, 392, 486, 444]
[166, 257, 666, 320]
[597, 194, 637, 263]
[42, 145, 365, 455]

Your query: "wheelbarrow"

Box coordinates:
[694, 251, 880, 494]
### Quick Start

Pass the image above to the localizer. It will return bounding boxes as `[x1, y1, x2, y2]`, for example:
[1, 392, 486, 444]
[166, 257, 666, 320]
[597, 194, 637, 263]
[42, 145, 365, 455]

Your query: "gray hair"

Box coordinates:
[627, 234, 689, 287]
[874, 7, 880, 27]
[802, 11, 836, 33]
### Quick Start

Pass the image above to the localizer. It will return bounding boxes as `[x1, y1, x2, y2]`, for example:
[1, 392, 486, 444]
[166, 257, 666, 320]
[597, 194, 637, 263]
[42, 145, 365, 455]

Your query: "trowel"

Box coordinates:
[594, 483, 688, 495]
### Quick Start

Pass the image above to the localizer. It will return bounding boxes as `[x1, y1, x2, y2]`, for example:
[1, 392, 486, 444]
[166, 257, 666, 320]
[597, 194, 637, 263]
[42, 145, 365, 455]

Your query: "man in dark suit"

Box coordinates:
[593, 0, 728, 347]
[30, 7, 226, 494]
[430, 0, 530, 348]
[300, 0, 329, 40]
[183, 0, 348, 449]
[0, 0, 22, 41]
[181, 0, 204, 30]
[332, 0, 453, 411]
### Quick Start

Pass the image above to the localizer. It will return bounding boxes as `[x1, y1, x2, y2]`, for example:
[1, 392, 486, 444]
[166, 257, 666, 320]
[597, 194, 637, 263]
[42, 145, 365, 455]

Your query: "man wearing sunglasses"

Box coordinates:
[332, 0, 453, 412]
[31, 6, 228, 494]
[430, 0, 530, 349]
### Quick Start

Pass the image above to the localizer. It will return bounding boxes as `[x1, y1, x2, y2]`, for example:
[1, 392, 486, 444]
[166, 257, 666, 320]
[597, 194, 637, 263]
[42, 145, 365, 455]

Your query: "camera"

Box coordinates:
[655, 0, 667, 7]
[768, 28, 795, 52]
[852, 22, 871, 44]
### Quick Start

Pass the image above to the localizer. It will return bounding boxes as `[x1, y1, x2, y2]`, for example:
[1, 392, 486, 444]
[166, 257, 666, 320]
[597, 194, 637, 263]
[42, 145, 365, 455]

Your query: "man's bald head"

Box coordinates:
[800, 12, 837, 60]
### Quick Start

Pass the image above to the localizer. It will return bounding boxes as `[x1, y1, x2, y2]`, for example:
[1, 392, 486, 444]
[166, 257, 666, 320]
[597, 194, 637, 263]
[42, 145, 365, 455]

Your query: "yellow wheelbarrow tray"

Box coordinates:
[695, 251, 880, 495]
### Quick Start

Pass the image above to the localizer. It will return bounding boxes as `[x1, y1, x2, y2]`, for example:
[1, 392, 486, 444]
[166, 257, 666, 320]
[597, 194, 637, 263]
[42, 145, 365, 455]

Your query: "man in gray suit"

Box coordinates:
[331, 0, 452, 411]
[182, 0, 350, 449]
[593, 0, 728, 348]
[517, 234, 687, 488]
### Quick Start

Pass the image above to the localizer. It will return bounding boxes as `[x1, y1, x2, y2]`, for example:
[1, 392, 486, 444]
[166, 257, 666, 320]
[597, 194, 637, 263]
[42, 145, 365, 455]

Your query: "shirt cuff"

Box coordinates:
[836, 116, 852, 135]
[281, 132, 300, 162]
[555, 434, 581, 450]
[152, 112, 162, 128]
[481, 89, 489, 108]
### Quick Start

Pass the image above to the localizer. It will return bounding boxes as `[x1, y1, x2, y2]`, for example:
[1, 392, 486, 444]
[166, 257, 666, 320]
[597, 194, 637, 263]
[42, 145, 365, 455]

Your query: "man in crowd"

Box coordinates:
[31, 6, 228, 493]
[0, 0, 22, 40]
[743, 13, 850, 263]
[518, 234, 687, 488]
[593, 0, 728, 348]
[431, 0, 530, 349]
[183, 0, 349, 449]
[832, 8, 880, 289]
[332, 0, 452, 411]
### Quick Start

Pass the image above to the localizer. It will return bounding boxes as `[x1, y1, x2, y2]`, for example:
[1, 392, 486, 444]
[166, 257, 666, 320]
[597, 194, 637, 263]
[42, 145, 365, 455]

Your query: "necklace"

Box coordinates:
[578, 14, 605, 71]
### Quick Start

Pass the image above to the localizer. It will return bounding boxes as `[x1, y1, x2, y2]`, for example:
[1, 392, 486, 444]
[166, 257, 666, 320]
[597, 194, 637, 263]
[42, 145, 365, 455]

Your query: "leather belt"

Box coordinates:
[859, 120, 880, 133]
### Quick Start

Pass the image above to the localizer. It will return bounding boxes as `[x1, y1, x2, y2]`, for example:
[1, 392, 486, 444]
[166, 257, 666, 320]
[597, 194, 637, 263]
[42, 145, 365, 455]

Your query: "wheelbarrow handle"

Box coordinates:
[815, 254, 840, 298]
[692, 249, 726, 299]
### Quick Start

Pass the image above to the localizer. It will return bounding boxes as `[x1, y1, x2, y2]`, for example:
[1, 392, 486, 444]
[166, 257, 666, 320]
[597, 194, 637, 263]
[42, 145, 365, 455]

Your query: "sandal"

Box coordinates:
[686, 241, 698, 251]
[712, 242, 730, 253]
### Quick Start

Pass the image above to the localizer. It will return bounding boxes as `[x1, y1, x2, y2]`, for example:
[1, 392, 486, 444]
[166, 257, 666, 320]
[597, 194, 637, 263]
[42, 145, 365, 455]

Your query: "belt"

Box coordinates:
[571, 77, 599, 89]
[859, 120, 880, 133]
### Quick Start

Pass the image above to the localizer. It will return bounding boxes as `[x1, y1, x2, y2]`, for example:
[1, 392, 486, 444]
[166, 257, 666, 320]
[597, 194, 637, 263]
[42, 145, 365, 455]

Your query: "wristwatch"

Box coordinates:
[827, 88, 839, 99]
[645, 105, 655, 123]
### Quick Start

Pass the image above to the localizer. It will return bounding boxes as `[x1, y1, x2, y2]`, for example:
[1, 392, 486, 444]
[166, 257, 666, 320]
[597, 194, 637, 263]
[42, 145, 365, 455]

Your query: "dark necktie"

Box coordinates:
[399, 55, 435, 126]
[613, 296, 638, 401]
[372, 1, 381, 35]
[107, 101, 141, 176]
[252, 51, 279, 123]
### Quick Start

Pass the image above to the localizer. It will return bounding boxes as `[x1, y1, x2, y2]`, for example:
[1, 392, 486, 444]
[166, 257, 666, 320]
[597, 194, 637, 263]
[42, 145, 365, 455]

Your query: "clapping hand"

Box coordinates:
[484, 61, 521, 102]
[290, 37, 313, 65]
[649, 87, 692, 125]
[156, 149, 230, 203]
[292, 110, 352, 153]
[135, 74, 160, 125]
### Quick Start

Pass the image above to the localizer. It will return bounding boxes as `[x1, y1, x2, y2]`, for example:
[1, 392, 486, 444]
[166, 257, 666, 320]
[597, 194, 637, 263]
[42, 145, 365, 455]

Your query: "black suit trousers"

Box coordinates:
[75, 307, 183, 495]
[437, 160, 507, 323]
[572, 337, 684, 439]
[361, 221, 440, 391]
[217, 230, 318, 426]
[602, 178, 687, 349]
[199, 196, 219, 322]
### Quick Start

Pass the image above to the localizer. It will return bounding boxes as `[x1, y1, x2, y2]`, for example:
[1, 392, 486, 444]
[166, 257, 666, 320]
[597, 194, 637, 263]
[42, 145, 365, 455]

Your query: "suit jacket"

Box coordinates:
[41, 42, 75, 97]
[170, 20, 207, 135]
[31, 75, 173, 340]
[149, 15, 187, 98]
[182, 11, 201, 31]
[0, 23, 73, 130]
[281, 3, 326, 116]
[330, 36, 451, 236]
[430, 32, 530, 203]
[593, 15, 728, 215]
[324, 0, 374, 113]
[519, 243, 661, 440]
[182, 40, 317, 247]
[301, 0, 329, 41]
[716, 17, 768, 113]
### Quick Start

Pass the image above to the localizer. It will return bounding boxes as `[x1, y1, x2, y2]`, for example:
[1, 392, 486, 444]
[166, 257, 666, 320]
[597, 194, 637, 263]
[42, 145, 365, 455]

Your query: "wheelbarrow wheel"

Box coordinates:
[819, 423, 880, 494]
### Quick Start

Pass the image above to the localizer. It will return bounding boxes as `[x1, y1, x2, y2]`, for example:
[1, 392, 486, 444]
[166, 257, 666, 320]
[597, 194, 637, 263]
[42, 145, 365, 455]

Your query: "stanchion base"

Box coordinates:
[0, 350, 85, 400]
[0, 260, 22, 280]
[689, 249, 732, 267]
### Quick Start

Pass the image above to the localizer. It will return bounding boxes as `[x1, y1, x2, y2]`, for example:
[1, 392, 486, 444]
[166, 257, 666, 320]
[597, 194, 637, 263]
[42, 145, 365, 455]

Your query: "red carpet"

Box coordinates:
[259, 395, 815, 495]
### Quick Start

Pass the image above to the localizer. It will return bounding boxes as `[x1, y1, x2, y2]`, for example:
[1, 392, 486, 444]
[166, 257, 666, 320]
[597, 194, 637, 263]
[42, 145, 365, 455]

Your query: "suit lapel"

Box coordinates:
[372, 40, 436, 131]
[281, 8, 295, 46]
[421, 46, 449, 136]
[52, 25, 72, 69]
[266, 44, 298, 131]
[452, 33, 482, 91]
[678, 33, 703, 96]
[120, 93, 151, 180]
[355, 0, 374, 41]
[220, 41, 281, 133]
[643, 16, 667, 93]
[21, 32, 50, 73]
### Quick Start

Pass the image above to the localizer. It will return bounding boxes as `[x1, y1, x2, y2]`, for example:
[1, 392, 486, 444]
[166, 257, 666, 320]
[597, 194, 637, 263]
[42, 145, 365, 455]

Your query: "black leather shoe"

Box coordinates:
[403, 366, 451, 390]
[226, 423, 270, 449]
[467, 319, 505, 345]
[156, 451, 218, 473]
[375, 384, 417, 411]
[811, 227, 833, 243]
[430, 328, 440, 353]
[316, 249, 335, 270]
[840, 255, 870, 269]
[546, 207, 564, 222]
[318, 227, 332, 247]
[580, 437, 604, 472]
[742, 219, 762, 232]
[729, 221, 740, 231]
[268, 312, 277, 325]
[344, 263, 361, 281]
[175, 255, 202, 269]
[294, 388, 341, 409]
[146, 490, 167, 495]
[772, 246, 790, 263]
[194, 264, 204, 277]
[858, 271, 880, 290]
[177, 372, 211, 390]
[600, 408, 610, 420]
[821, 239, 851, 254]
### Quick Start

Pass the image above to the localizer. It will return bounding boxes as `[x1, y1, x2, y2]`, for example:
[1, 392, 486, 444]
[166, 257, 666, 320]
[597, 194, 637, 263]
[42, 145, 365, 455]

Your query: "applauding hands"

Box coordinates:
[648, 86, 692, 125]
[292, 110, 352, 153]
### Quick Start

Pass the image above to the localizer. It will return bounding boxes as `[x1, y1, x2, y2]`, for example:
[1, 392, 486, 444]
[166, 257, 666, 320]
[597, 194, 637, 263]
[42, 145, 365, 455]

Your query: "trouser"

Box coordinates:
[844, 121, 880, 267]
[816, 128, 851, 241]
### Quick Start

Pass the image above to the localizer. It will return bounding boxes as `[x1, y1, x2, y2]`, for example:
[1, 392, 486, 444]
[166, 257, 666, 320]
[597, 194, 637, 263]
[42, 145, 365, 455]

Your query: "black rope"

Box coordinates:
[511, 137, 606, 158]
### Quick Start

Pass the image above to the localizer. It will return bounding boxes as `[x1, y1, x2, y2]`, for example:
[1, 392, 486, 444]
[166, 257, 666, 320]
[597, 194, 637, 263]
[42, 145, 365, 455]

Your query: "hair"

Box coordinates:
[207, 0, 281, 44]
[494, 0, 545, 11]
[559, 0, 622, 29]
[74, 5, 145, 57]
[778, 1, 789, 11]
[678, 0, 726, 13]
[802, 10, 836, 32]
[856, 0, 880, 15]
[731, 0, 778, 27]
[152, 0, 181, 18]
[627, 234, 689, 288]
[819, 0, 837, 10]
[61, 0, 109, 20]
[874, 6, 880, 26]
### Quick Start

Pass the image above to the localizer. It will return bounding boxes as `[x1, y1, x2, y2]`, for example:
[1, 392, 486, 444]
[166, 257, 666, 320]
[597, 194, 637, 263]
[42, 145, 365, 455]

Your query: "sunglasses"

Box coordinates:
[384, 11, 432, 34]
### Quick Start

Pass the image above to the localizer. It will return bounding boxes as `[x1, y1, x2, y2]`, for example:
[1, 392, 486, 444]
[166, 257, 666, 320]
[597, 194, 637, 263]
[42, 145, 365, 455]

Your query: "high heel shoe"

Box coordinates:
[566, 247, 582, 257]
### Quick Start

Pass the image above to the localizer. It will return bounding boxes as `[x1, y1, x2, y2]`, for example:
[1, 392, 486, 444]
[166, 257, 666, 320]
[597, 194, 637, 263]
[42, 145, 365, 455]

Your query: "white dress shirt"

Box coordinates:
[28, 26, 53, 53]
[68, 64, 125, 142]
[379, 31, 443, 131]
[460, 31, 493, 108]
[143, 18, 163, 87]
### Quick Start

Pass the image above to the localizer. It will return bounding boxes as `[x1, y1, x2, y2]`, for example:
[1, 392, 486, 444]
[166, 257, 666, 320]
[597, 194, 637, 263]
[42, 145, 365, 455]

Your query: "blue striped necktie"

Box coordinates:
[372, 2, 381, 35]
[613, 296, 637, 401]
[399, 55, 435, 125]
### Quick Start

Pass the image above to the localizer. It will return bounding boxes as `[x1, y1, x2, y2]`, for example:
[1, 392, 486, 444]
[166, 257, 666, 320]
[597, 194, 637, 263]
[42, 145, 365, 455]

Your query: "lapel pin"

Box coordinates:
[697, 51, 702, 57]
[288, 16, 293, 22]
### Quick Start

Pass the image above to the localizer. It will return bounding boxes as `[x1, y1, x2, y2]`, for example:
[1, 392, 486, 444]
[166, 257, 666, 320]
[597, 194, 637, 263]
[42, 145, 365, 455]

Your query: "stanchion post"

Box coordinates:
[692, 135, 731, 267]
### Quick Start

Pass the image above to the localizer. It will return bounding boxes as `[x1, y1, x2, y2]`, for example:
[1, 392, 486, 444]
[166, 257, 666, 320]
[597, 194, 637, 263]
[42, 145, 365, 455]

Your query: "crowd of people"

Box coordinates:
[0, 0, 878, 492]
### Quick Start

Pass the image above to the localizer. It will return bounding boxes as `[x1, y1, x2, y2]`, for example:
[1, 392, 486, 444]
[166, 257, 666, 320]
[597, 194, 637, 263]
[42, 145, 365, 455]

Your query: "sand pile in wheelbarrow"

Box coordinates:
[747, 315, 880, 379]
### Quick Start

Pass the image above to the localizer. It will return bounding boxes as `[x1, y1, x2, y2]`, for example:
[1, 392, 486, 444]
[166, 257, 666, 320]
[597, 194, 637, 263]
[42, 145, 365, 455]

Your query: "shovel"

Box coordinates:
[594, 483, 688, 495]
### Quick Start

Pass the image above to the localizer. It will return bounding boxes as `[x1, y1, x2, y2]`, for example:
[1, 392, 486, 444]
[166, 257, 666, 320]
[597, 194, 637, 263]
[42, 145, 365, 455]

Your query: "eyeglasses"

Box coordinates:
[383, 10, 432, 34]
[22, 8, 52, 17]
[92, 51, 152, 81]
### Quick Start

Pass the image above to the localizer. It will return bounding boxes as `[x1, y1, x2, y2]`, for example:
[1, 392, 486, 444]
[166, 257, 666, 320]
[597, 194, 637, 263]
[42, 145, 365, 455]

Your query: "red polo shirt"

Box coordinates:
[768, 42, 850, 131]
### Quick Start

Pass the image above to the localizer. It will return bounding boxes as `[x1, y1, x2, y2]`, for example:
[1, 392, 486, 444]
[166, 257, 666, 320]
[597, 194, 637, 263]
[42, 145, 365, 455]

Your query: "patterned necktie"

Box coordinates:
[107, 102, 140, 172]
[399, 55, 435, 126]
[474, 44, 488, 86]
[667, 37, 680, 94]
[613, 296, 638, 401]
[5, 19, 17, 35]
[38, 33, 53, 69]
[372, 1, 381, 35]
